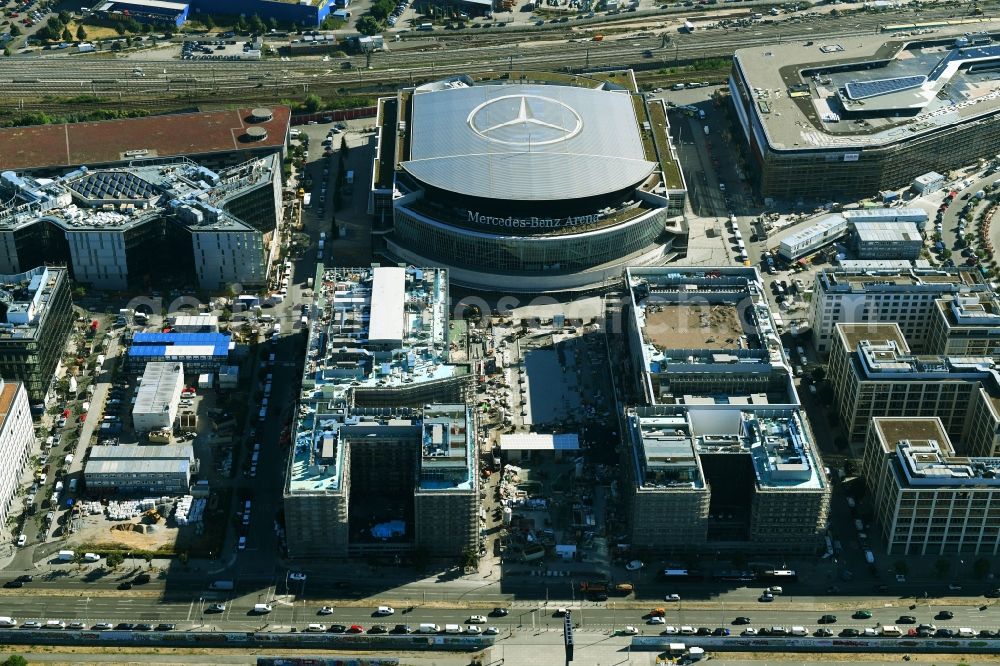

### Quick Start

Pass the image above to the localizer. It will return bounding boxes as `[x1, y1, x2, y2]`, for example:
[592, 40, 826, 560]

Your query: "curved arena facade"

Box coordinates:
[370, 72, 687, 292]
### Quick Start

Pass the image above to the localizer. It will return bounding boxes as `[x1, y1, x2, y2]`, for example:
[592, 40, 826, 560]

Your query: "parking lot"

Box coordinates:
[180, 34, 262, 60]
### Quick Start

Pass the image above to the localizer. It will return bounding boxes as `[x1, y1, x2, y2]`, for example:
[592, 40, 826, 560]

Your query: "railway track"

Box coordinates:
[0, 4, 994, 111]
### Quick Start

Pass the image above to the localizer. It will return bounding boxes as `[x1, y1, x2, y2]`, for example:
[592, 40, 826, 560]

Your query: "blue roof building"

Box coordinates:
[126, 332, 231, 374]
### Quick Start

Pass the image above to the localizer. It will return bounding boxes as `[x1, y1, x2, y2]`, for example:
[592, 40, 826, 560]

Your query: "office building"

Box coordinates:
[622, 267, 830, 554]
[0, 380, 33, 527]
[283, 266, 477, 559]
[828, 322, 1000, 452]
[0, 266, 73, 407]
[851, 221, 923, 260]
[372, 71, 686, 292]
[0, 155, 282, 291]
[927, 294, 1000, 359]
[862, 417, 1000, 555]
[807, 266, 988, 355]
[132, 362, 184, 433]
[84, 444, 196, 495]
[731, 30, 1000, 200]
[284, 404, 479, 559]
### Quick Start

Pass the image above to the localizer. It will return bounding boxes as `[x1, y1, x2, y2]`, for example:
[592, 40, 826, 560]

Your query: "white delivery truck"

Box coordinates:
[418, 623, 440, 633]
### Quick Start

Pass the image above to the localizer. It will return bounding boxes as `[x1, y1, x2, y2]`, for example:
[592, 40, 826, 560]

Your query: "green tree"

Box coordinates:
[941, 248, 952, 260]
[141, 22, 151, 34]
[268, 17, 278, 31]
[76, 24, 87, 40]
[302, 93, 323, 113]
[2, 655, 28, 666]
[356, 15, 381, 35]
[61, 27, 72, 42]
[114, 22, 126, 36]
[461, 548, 479, 570]
[3, 48, 10, 57]
[934, 557, 951, 578]
[58, 9, 71, 23]
[46, 15, 63, 33]
[105, 551, 125, 569]
[248, 14, 266, 34]
[9, 24, 21, 36]
[202, 13, 215, 29]
[973, 557, 992, 579]
[234, 15, 248, 32]
[370, 0, 395, 20]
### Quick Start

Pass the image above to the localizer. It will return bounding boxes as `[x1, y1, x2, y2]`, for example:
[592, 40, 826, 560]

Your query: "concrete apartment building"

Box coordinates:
[131, 362, 184, 434]
[828, 323, 1000, 454]
[862, 417, 1000, 555]
[927, 294, 1000, 359]
[0, 379, 33, 529]
[0, 266, 73, 407]
[84, 444, 196, 495]
[807, 266, 988, 356]
[622, 267, 830, 555]
[283, 266, 477, 560]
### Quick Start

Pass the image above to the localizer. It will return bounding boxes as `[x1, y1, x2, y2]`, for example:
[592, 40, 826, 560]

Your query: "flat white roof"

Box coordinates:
[133, 362, 182, 416]
[102, 0, 189, 11]
[499, 433, 580, 451]
[368, 266, 406, 344]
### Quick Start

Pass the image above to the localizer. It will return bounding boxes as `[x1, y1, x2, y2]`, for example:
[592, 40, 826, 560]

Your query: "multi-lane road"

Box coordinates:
[0, 591, 996, 635]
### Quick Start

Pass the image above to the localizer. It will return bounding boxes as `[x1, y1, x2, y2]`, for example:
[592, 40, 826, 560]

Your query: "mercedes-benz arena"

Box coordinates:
[370, 72, 687, 292]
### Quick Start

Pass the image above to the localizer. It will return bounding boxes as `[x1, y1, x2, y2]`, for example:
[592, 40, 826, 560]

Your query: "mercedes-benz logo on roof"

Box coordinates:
[467, 94, 583, 146]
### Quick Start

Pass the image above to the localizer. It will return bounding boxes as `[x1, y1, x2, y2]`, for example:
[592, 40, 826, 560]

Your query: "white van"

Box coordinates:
[45, 620, 66, 629]
[789, 626, 807, 636]
[880, 625, 902, 637]
[418, 623, 440, 633]
[253, 603, 272, 614]
[957, 627, 976, 638]
[0, 617, 16, 627]
[83, 553, 101, 562]
[444, 624, 462, 634]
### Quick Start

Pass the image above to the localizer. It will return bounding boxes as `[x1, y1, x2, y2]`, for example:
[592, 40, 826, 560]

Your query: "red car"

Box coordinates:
[347, 625, 363, 634]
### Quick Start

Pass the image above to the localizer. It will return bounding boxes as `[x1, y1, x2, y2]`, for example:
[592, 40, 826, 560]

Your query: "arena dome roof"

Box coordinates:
[401, 84, 656, 201]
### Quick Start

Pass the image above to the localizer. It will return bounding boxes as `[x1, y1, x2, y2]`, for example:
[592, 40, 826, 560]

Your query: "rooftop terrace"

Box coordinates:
[627, 267, 789, 379]
[818, 266, 984, 292]
[629, 406, 825, 491]
[734, 29, 1000, 151]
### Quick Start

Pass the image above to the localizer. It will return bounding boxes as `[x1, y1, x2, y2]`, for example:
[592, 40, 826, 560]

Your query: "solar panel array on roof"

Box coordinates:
[70, 171, 159, 200]
[844, 75, 926, 100]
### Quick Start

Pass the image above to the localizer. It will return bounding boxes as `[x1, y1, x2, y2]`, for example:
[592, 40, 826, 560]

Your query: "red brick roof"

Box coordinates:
[0, 107, 290, 171]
